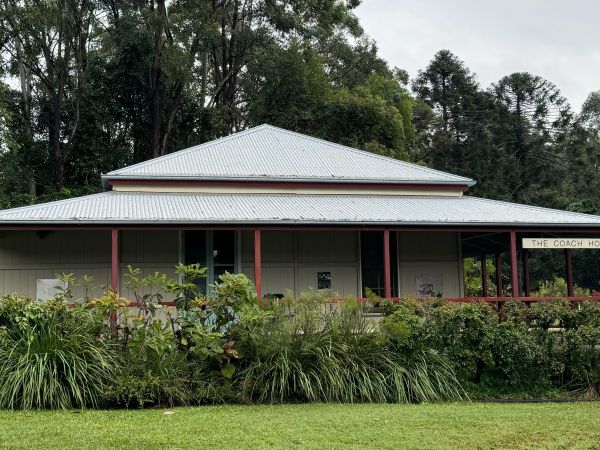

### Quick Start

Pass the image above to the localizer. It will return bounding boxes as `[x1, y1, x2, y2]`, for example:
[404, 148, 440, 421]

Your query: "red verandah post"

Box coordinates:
[565, 249, 574, 297]
[495, 253, 503, 297]
[254, 228, 262, 302]
[110, 228, 119, 325]
[510, 231, 520, 298]
[383, 229, 391, 299]
[481, 255, 488, 297]
[523, 250, 531, 297]
[111, 228, 119, 292]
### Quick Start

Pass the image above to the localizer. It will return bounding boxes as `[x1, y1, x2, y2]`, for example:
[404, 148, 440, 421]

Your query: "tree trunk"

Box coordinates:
[150, 0, 168, 158]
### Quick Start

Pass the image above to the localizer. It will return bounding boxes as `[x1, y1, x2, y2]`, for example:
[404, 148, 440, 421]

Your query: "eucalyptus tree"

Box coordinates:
[0, 0, 99, 188]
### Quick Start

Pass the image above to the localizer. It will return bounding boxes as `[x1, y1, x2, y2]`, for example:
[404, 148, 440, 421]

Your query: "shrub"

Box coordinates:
[3, 266, 600, 409]
[104, 318, 191, 408]
[564, 325, 600, 398]
[533, 277, 590, 298]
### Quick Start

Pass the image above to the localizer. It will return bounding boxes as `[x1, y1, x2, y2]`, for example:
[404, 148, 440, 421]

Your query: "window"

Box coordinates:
[183, 231, 238, 293]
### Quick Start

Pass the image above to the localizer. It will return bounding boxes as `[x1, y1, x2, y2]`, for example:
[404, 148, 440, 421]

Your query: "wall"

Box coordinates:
[112, 184, 464, 197]
[0, 230, 179, 300]
[0, 229, 463, 300]
[241, 230, 360, 297]
[119, 231, 180, 300]
[396, 232, 463, 297]
[0, 230, 111, 298]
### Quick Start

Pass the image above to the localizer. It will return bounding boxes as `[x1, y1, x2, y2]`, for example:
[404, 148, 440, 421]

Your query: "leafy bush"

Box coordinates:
[533, 276, 590, 297]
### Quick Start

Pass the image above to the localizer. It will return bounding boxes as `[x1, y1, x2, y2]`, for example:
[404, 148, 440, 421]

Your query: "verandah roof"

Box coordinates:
[0, 191, 600, 227]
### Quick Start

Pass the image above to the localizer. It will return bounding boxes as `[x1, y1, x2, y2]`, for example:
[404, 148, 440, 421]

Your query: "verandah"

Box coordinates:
[1, 225, 598, 305]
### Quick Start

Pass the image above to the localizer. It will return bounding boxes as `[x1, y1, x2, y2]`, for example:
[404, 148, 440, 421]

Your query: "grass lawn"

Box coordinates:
[0, 402, 599, 449]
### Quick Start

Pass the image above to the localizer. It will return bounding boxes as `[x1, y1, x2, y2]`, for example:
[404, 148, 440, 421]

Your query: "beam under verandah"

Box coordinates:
[565, 249, 574, 297]
[111, 228, 119, 292]
[383, 229, 391, 299]
[509, 231, 520, 297]
[254, 228, 262, 301]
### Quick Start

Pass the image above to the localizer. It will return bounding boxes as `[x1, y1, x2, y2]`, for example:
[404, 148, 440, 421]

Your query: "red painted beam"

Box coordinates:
[509, 231, 520, 297]
[111, 228, 119, 292]
[254, 228, 262, 301]
[383, 229, 391, 299]
[565, 249, 574, 297]
[107, 178, 470, 193]
[71, 295, 600, 309]
[481, 255, 488, 297]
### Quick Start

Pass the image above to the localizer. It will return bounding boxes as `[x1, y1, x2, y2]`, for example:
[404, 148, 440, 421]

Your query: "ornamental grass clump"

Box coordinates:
[238, 292, 465, 404]
[0, 296, 117, 410]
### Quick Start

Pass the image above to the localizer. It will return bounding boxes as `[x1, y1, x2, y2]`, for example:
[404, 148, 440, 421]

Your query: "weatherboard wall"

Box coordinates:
[241, 230, 463, 298]
[0, 230, 463, 299]
[0, 230, 178, 299]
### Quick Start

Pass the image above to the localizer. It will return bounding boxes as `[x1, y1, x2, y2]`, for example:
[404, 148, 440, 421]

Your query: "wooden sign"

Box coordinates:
[522, 238, 600, 249]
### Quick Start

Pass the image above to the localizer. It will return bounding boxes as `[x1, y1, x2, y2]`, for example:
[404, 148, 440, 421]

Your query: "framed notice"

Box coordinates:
[416, 274, 443, 297]
[317, 272, 331, 290]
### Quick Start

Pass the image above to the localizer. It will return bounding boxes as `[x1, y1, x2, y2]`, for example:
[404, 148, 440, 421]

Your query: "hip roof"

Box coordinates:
[102, 125, 475, 187]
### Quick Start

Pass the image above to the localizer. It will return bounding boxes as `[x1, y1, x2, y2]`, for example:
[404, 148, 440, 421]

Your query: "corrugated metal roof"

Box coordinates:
[102, 125, 474, 186]
[1, 191, 599, 226]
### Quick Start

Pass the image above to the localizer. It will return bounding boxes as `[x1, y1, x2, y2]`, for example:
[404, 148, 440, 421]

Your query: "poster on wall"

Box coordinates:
[416, 274, 443, 297]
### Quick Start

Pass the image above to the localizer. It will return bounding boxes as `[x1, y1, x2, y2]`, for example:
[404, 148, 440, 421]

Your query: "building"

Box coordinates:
[1, 124, 600, 301]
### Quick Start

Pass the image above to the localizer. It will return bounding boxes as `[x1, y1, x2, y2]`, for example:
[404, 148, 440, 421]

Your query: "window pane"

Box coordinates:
[184, 231, 206, 265]
[213, 231, 235, 265]
[184, 231, 207, 293]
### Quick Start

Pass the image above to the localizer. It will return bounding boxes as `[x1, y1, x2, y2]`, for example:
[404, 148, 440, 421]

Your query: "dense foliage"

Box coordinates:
[0, 267, 599, 409]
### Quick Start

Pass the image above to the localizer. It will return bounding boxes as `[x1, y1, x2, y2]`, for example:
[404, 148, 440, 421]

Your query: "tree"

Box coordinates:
[562, 91, 600, 214]
[412, 50, 500, 195]
[246, 42, 415, 160]
[491, 72, 571, 205]
[0, 0, 98, 188]
[412, 50, 478, 134]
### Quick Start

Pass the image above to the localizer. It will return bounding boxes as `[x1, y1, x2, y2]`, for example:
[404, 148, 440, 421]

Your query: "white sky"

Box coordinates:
[355, 0, 600, 111]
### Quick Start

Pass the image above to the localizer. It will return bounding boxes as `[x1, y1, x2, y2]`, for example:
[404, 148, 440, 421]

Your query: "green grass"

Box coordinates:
[0, 403, 599, 449]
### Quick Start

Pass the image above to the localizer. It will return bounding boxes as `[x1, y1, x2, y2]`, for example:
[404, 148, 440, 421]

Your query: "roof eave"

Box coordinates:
[1, 220, 599, 227]
[101, 174, 476, 188]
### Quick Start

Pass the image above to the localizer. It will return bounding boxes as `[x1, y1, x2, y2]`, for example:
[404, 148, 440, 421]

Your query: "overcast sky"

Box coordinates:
[355, 0, 600, 111]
